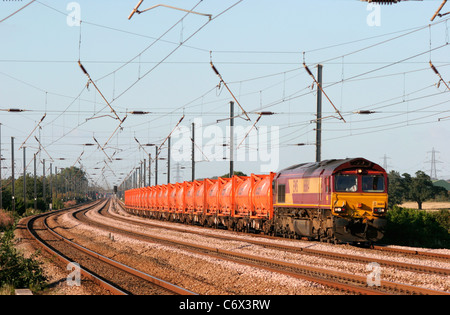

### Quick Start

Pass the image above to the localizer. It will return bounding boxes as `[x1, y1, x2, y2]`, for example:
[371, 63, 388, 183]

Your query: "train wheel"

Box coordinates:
[226, 219, 235, 231]
[262, 220, 273, 235]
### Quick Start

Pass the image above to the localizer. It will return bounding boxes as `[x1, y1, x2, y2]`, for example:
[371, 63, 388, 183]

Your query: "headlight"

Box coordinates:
[334, 207, 345, 213]
[373, 208, 385, 214]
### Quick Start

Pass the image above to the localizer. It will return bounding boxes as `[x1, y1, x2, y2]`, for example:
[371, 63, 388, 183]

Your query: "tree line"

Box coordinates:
[388, 170, 449, 209]
[385, 170, 450, 248]
[0, 166, 96, 216]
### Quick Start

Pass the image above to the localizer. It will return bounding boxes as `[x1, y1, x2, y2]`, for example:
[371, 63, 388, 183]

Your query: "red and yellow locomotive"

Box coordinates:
[124, 158, 387, 243]
[273, 158, 387, 243]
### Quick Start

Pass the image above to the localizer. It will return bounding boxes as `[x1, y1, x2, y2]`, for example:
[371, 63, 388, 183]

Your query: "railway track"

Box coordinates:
[371, 245, 450, 260]
[75, 198, 449, 295]
[24, 200, 196, 296]
[112, 202, 450, 277]
[115, 200, 450, 263]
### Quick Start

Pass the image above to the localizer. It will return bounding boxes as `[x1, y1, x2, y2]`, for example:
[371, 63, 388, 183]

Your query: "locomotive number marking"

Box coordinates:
[293, 179, 299, 193]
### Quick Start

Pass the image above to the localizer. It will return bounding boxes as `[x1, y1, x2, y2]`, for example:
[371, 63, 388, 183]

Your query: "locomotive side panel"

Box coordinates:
[275, 176, 331, 209]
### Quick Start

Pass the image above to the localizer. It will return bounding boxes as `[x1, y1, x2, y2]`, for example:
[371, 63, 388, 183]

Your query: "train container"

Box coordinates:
[162, 185, 169, 212]
[218, 177, 233, 216]
[206, 179, 219, 215]
[186, 182, 195, 213]
[176, 183, 186, 213]
[142, 188, 147, 208]
[235, 176, 252, 217]
[252, 174, 275, 218]
[146, 188, 151, 209]
[168, 184, 176, 212]
[150, 187, 157, 209]
[194, 181, 206, 214]
[157, 186, 164, 211]
[133, 189, 139, 209]
[137, 189, 141, 209]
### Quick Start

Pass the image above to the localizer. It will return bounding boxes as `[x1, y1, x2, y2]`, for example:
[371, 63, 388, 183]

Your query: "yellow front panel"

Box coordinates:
[331, 192, 388, 220]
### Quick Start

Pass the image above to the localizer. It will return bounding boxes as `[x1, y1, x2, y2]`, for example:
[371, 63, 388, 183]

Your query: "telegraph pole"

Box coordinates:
[50, 163, 53, 209]
[23, 147, 26, 212]
[11, 137, 15, 213]
[139, 166, 142, 187]
[43, 159, 46, 208]
[230, 101, 234, 177]
[167, 137, 171, 184]
[143, 159, 146, 187]
[34, 153, 37, 211]
[0, 123, 2, 210]
[191, 122, 195, 182]
[316, 64, 323, 163]
[55, 167, 58, 208]
[155, 146, 158, 186]
[148, 153, 151, 186]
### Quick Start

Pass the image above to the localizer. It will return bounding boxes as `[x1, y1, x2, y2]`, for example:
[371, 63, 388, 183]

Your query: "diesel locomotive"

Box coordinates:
[124, 158, 388, 243]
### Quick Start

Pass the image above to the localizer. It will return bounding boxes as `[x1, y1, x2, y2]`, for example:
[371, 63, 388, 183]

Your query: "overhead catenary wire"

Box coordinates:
[31, 0, 449, 60]
[34, 136, 54, 162]
[210, 61, 251, 122]
[93, 136, 112, 162]
[2, 2, 449, 186]
[154, 115, 185, 161]
[114, 58, 450, 133]
[251, 42, 449, 116]
[128, 1, 212, 20]
[97, 0, 206, 84]
[1, 12, 446, 124]
[303, 62, 346, 123]
[78, 60, 122, 122]
[429, 61, 450, 89]
[18, 114, 46, 150]
[101, 116, 128, 152]
[0, 0, 36, 23]
[109, 0, 244, 105]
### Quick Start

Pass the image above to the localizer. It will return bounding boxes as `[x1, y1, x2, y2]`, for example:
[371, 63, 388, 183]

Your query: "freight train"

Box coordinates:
[124, 158, 388, 243]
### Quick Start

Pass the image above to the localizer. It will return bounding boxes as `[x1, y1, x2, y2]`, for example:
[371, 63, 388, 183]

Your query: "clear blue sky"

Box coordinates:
[1, 0, 449, 188]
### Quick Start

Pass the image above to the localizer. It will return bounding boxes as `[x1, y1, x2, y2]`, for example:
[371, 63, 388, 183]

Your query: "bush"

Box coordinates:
[383, 206, 450, 249]
[0, 227, 47, 292]
[0, 210, 14, 232]
[63, 200, 77, 208]
[433, 209, 450, 233]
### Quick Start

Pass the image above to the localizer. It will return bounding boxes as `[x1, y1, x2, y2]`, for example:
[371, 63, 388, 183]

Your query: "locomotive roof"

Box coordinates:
[278, 158, 385, 177]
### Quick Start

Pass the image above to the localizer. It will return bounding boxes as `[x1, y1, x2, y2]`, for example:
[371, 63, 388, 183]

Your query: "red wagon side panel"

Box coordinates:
[125, 173, 274, 220]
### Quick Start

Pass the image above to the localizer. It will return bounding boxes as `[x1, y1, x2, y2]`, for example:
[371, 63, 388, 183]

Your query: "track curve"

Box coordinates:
[24, 200, 197, 295]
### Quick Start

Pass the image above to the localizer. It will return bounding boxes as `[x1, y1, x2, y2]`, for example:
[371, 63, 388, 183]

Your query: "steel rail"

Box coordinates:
[115, 199, 449, 262]
[26, 201, 127, 295]
[80, 205, 379, 295]
[27, 200, 196, 295]
[47, 201, 197, 296]
[113, 200, 450, 276]
[90, 201, 449, 295]
[372, 245, 450, 260]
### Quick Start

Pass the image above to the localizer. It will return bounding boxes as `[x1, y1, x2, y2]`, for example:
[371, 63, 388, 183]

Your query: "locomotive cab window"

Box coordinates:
[335, 175, 358, 192]
[362, 175, 385, 192]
